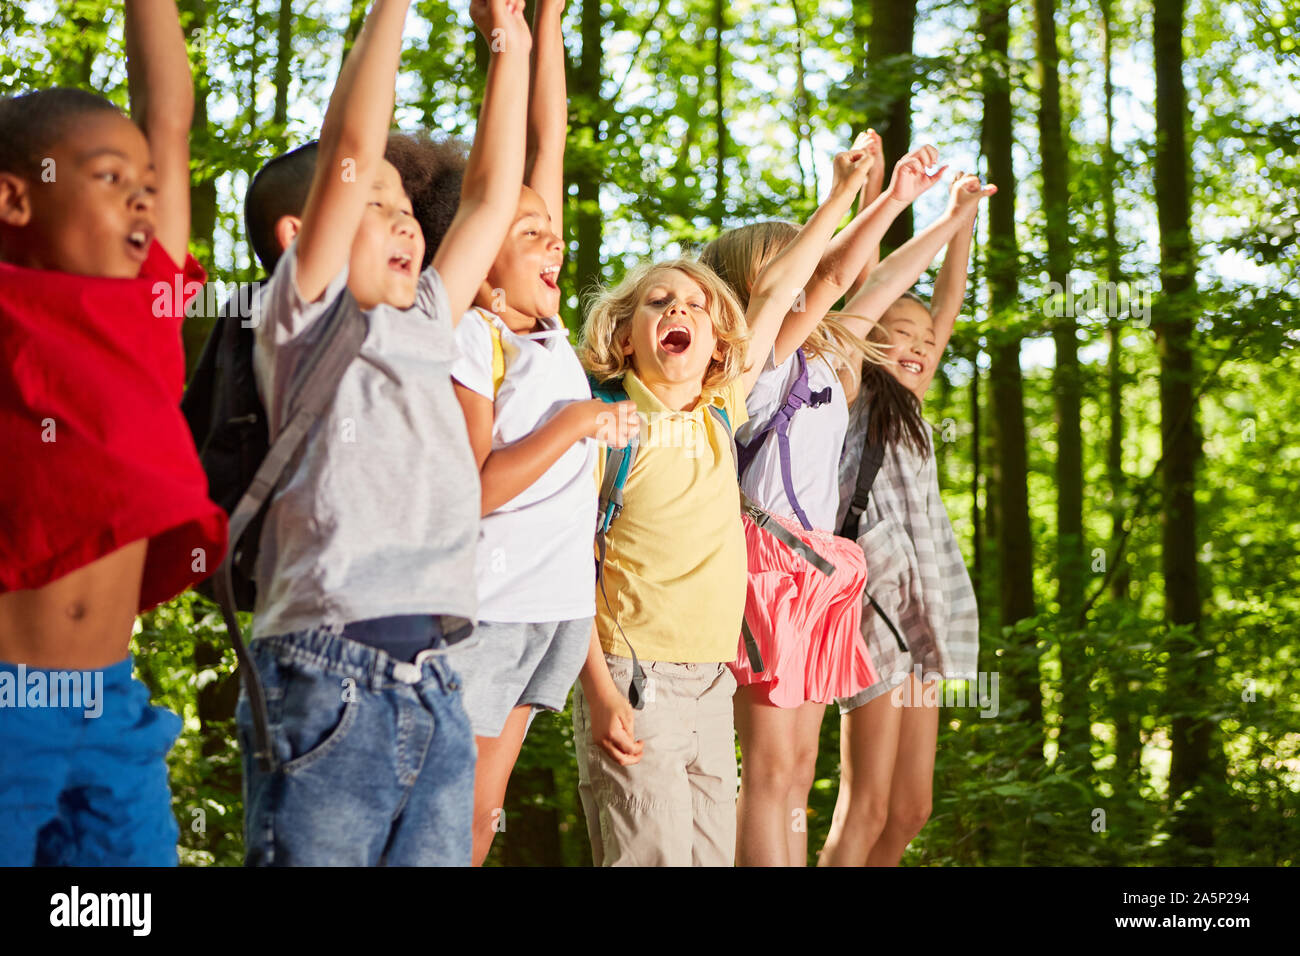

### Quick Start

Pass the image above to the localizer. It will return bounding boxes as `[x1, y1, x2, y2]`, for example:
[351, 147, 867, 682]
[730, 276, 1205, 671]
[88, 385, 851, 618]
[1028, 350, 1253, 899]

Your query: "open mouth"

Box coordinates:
[125, 223, 153, 258]
[388, 251, 415, 277]
[898, 359, 924, 374]
[540, 263, 560, 290]
[658, 324, 692, 355]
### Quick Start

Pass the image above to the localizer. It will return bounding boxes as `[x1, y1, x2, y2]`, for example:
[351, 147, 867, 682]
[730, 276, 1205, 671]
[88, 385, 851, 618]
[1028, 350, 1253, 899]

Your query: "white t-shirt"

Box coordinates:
[450, 309, 597, 622]
[738, 347, 849, 533]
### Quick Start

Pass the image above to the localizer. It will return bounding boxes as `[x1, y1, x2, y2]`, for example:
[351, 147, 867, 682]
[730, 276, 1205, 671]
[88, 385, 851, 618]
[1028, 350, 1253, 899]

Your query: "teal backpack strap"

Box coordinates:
[589, 375, 648, 710]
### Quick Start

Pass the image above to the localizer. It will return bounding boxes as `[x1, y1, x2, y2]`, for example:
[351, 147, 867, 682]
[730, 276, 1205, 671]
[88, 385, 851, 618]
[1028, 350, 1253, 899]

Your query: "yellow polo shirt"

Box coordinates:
[593, 371, 749, 663]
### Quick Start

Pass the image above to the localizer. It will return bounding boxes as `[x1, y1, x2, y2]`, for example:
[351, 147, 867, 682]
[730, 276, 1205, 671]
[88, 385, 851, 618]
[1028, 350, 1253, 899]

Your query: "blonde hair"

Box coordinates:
[698, 221, 891, 377]
[579, 258, 749, 390]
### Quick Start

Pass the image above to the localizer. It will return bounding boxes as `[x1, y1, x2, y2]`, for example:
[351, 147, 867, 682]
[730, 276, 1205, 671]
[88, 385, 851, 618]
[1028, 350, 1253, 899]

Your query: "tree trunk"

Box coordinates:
[981, 0, 1041, 753]
[712, 0, 726, 227]
[1100, 0, 1140, 800]
[181, 0, 216, 373]
[272, 0, 293, 154]
[568, 0, 604, 333]
[1153, 0, 1211, 854]
[866, 0, 916, 250]
[790, 0, 814, 203]
[1035, 0, 1087, 771]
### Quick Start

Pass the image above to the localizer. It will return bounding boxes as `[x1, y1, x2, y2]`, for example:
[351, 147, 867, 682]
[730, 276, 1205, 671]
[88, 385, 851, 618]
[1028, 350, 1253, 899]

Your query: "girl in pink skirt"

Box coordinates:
[700, 139, 956, 865]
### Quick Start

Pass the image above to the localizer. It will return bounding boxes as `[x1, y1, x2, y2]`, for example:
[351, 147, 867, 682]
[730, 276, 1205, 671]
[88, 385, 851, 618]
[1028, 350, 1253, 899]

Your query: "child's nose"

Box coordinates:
[128, 185, 153, 213]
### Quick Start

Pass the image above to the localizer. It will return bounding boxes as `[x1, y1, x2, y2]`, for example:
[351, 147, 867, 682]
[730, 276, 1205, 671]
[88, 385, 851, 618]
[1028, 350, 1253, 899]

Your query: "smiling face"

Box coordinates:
[621, 267, 723, 392]
[346, 159, 425, 311]
[0, 110, 159, 278]
[482, 185, 564, 326]
[880, 296, 936, 400]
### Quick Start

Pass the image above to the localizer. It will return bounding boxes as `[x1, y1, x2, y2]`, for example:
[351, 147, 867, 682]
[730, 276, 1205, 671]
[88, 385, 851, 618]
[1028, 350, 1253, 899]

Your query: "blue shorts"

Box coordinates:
[237, 621, 476, 866]
[0, 656, 181, 866]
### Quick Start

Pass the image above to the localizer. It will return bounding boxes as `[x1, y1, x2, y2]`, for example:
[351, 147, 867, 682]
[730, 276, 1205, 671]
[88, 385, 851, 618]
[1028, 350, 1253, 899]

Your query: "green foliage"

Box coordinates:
[6, 0, 1296, 865]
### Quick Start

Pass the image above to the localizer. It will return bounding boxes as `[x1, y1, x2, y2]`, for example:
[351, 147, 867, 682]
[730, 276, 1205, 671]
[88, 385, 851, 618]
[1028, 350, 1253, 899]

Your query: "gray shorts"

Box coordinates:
[448, 617, 592, 738]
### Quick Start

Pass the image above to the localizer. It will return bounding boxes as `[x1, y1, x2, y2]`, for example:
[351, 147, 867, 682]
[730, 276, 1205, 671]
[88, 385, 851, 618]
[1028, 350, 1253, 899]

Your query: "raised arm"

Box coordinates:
[928, 171, 994, 359]
[295, 0, 411, 303]
[525, 0, 566, 235]
[853, 127, 886, 284]
[433, 0, 532, 324]
[124, 0, 194, 267]
[740, 143, 871, 396]
[842, 145, 947, 302]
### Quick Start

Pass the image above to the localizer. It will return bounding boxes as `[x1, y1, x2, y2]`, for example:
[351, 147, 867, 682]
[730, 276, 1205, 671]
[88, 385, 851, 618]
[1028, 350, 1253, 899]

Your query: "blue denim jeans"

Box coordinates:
[235, 620, 475, 866]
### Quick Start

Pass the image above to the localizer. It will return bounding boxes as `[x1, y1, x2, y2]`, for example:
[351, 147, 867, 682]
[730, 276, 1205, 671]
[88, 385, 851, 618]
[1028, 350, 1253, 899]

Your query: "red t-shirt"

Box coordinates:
[0, 241, 228, 611]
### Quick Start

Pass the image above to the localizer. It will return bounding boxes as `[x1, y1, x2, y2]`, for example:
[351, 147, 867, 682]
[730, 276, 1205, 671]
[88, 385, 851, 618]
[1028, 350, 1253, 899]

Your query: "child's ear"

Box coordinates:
[620, 333, 634, 357]
[0, 173, 33, 228]
[274, 214, 302, 253]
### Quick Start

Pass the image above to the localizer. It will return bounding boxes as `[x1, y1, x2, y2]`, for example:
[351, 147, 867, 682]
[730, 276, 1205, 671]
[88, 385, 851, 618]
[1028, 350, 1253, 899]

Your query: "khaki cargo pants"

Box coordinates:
[574, 655, 738, 866]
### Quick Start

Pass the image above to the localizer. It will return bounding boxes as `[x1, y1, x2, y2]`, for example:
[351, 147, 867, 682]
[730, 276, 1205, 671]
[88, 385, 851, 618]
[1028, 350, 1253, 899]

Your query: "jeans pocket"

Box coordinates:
[273, 656, 360, 775]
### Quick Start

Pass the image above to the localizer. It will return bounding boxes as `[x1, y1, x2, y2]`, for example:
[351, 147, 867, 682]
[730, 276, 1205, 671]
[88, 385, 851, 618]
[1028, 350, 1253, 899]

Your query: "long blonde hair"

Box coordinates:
[579, 258, 749, 391]
[698, 221, 891, 375]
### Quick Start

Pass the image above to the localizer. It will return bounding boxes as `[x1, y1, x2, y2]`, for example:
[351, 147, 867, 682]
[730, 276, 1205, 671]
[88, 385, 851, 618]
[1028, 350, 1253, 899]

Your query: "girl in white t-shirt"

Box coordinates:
[447, 0, 639, 866]
[701, 141, 975, 866]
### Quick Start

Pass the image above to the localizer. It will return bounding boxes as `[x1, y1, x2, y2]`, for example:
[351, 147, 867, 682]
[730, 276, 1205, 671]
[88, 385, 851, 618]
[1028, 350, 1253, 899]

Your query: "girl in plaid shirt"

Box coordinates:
[820, 170, 996, 867]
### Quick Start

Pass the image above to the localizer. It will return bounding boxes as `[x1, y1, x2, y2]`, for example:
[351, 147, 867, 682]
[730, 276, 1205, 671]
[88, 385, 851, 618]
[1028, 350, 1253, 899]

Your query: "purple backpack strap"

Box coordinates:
[736, 349, 833, 532]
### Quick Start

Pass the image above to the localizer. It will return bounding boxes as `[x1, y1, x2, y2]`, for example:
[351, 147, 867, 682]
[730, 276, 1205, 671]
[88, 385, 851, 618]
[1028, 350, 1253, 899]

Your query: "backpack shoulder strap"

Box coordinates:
[587, 374, 649, 709]
[472, 307, 506, 396]
[838, 424, 885, 540]
[590, 376, 637, 534]
[215, 295, 366, 773]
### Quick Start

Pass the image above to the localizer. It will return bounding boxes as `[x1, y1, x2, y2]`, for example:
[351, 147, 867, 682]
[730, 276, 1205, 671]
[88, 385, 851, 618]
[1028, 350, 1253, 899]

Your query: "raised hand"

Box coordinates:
[470, 0, 532, 53]
[948, 170, 997, 218]
[831, 135, 876, 198]
[590, 399, 641, 449]
[860, 128, 885, 199]
[887, 144, 947, 205]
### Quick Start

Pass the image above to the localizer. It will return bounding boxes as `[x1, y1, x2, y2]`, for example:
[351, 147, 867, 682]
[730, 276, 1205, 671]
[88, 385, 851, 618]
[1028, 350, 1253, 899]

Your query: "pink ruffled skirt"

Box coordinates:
[730, 513, 879, 707]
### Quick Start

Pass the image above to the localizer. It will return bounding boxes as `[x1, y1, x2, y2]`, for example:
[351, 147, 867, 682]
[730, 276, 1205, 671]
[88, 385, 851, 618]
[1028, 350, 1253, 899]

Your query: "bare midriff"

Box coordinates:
[0, 539, 147, 669]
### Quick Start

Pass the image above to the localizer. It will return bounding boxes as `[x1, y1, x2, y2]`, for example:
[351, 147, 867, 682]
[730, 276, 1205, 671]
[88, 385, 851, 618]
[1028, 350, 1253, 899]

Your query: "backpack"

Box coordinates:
[589, 374, 837, 706]
[182, 285, 366, 771]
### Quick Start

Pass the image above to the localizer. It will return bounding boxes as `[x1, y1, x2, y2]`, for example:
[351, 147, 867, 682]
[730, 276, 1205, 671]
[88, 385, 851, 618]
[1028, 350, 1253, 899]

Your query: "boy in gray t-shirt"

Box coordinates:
[233, 0, 533, 866]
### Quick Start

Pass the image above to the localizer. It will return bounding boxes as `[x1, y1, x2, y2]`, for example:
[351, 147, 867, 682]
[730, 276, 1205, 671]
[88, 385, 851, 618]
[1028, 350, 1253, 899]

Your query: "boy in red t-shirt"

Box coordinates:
[0, 0, 225, 865]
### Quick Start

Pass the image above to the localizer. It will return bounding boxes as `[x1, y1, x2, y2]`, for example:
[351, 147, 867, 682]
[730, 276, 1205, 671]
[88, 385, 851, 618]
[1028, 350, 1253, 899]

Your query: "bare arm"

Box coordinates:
[294, 0, 411, 303]
[851, 127, 886, 292]
[578, 623, 642, 765]
[454, 387, 637, 515]
[741, 144, 871, 396]
[525, 0, 566, 234]
[772, 189, 907, 365]
[838, 207, 967, 343]
[433, 0, 532, 324]
[922, 172, 995, 390]
[124, 0, 193, 267]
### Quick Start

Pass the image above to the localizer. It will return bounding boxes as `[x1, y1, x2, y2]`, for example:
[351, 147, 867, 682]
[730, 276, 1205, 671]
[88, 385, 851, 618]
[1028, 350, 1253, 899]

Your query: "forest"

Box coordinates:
[2, 0, 1296, 865]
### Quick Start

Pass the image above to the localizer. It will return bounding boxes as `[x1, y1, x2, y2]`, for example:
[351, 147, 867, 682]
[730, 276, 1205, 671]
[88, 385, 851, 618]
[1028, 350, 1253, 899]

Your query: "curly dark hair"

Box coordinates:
[0, 88, 122, 178]
[385, 130, 468, 267]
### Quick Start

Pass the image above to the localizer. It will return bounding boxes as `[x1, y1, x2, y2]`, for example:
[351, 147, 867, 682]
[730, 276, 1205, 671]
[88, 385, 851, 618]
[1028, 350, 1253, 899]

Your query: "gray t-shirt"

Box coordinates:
[250, 243, 480, 639]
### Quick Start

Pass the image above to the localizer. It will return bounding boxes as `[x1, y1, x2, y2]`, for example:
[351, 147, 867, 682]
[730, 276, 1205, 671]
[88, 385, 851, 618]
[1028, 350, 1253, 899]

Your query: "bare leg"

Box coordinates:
[817, 687, 902, 866]
[865, 677, 939, 866]
[785, 699, 826, 866]
[735, 684, 802, 866]
[470, 704, 531, 867]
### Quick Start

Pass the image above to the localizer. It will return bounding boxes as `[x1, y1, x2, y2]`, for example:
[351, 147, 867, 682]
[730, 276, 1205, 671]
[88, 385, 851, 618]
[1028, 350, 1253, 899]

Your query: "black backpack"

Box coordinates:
[182, 283, 366, 771]
[182, 285, 268, 609]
